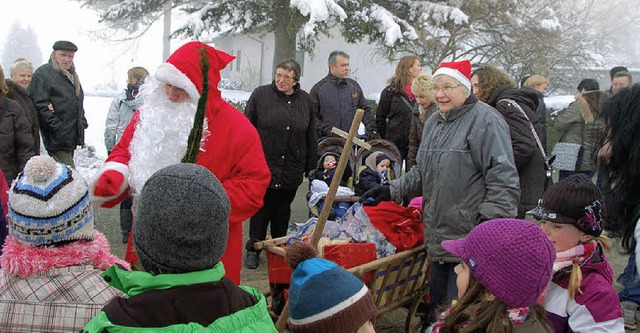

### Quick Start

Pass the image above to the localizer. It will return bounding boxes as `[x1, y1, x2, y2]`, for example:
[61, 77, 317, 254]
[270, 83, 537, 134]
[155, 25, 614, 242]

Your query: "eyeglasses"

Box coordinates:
[275, 73, 295, 81]
[431, 84, 461, 93]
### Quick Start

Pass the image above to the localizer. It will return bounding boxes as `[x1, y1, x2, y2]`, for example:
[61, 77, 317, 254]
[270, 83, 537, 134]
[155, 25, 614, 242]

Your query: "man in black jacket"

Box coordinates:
[309, 51, 378, 140]
[28, 40, 86, 167]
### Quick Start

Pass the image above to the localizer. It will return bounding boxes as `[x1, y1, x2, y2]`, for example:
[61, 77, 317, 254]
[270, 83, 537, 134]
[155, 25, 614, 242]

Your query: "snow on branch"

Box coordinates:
[415, 1, 468, 26]
[290, 0, 347, 38]
[369, 4, 418, 46]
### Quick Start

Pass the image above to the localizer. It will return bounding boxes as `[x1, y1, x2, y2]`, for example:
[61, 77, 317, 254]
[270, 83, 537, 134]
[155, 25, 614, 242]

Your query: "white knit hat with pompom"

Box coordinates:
[8, 156, 94, 246]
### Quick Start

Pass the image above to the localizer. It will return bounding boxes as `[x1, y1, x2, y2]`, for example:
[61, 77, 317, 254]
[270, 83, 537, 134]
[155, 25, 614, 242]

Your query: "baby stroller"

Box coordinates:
[354, 139, 403, 189]
[307, 137, 360, 218]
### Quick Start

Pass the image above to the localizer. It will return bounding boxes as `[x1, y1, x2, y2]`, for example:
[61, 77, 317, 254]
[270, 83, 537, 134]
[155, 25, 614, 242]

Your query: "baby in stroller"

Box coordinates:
[310, 152, 354, 219]
[356, 151, 393, 197]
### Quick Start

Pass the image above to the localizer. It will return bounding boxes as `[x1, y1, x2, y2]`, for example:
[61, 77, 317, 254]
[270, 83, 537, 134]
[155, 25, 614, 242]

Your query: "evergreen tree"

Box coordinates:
[1, 23, 43, 77]
[79, 0, 639, 93]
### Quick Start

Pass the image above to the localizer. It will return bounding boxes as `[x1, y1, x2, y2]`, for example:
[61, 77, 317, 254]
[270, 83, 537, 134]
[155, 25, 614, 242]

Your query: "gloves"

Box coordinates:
[93, 169, 129, 208]
[359, 185, 391, 206]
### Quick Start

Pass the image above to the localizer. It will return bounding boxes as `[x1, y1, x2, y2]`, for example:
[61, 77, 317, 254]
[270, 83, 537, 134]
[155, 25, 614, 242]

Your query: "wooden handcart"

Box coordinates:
[255, 109, 429, 333]
[256, 237, 429, 333]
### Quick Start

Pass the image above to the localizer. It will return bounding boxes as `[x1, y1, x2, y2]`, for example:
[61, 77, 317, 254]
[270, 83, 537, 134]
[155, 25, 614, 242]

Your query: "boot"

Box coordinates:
[244, 251, 259, 270]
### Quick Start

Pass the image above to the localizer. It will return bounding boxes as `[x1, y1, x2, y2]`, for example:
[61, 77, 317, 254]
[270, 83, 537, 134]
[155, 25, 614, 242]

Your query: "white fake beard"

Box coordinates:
[128, 76, 197, 195]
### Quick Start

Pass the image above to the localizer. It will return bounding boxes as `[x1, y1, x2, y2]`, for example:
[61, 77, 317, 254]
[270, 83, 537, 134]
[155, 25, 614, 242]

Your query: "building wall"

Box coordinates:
[213, 34, 275, 91]
[213, 29, 400, 100]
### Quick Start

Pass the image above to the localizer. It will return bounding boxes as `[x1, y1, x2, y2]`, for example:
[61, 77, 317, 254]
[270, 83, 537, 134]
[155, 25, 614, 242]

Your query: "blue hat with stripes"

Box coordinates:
[286, 242, 376, 333]
[8, 156, 94, 246]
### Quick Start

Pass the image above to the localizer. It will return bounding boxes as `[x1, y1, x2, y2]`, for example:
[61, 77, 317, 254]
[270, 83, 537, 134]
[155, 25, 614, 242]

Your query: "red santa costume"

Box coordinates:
[91, 42, 270, 284]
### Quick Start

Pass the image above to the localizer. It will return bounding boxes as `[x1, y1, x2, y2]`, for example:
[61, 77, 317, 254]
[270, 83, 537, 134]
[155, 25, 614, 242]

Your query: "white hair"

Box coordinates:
[128, 76, 201, 194]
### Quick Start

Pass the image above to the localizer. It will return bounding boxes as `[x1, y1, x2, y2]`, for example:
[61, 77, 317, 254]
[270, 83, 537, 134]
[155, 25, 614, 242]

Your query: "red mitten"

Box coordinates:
[92, 162, 130, 208]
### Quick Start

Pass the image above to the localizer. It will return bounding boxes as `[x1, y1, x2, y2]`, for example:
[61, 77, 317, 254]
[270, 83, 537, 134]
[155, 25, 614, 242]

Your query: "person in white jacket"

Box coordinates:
[103, 66, 148, 243]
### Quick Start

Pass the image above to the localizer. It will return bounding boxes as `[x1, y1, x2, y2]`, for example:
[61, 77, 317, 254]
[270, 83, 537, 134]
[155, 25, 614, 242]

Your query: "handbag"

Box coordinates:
[498, 99, 553, 188]
[551, 114, 586, 172]
[550, 142, 583, 171]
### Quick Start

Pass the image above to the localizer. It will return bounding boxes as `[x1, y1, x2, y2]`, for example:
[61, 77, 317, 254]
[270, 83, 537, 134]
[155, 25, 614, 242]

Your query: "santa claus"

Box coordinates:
[91, 42, 270, 284]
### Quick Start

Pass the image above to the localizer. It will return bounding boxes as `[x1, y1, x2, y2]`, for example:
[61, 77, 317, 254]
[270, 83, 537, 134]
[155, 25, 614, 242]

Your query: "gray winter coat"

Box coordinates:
[104, 91, 142, 152]
[390, 95, 520, 261]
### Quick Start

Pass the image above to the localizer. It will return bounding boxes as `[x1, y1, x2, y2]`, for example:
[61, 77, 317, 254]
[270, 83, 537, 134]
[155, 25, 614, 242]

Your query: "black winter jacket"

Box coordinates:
[6, 80, 40, 154]
[0, 95, 35, 185]
[520, 87, 547, 149]
[376, 85, 415, 153]
[406, 103, 437, 172]
[356, 168, 380, 196]
[245, 82, 317, 190]
[28, 61, 86, 151]
[309, 73, 378, 140]
[487, 84, 545, 217]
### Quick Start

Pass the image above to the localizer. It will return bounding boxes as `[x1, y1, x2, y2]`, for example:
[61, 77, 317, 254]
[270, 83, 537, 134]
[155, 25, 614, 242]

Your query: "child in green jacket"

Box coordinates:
[83, 163, 276, 332]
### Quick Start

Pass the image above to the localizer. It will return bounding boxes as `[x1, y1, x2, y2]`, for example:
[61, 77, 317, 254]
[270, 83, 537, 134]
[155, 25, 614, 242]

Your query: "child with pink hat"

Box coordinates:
[429, 218, 556, 332]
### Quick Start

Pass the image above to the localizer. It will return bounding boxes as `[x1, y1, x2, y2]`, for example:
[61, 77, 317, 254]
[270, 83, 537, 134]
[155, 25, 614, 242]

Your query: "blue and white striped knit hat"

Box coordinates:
[286, 242, 376, 333]
[8, 156, 94, 246]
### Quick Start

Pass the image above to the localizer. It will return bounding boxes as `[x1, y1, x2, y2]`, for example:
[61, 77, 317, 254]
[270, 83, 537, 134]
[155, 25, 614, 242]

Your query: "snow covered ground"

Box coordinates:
[544, 95, 575, 111]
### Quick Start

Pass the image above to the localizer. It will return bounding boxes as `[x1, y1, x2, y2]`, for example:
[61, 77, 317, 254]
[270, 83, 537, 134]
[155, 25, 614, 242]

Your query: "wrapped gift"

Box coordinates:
[267, 242, 377, 284]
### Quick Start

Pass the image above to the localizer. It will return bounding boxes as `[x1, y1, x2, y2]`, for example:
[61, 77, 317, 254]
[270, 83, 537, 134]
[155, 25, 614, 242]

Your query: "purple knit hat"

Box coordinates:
[441, 218, 555, 308]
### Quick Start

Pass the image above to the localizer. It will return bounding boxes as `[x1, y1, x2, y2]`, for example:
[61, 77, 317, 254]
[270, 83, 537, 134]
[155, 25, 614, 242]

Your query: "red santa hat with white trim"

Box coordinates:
[154, 41, 236, 163]
[432, 60, 472, 92]
[155, 41, 235, 103]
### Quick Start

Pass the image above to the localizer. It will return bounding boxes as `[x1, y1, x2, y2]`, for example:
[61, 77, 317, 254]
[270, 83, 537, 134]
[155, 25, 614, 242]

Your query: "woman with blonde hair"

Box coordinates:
[0, 65, 34, 185]
[376, 55, 422, 162]
[406, 73, 436, 172]
[6, 58, 40, 154]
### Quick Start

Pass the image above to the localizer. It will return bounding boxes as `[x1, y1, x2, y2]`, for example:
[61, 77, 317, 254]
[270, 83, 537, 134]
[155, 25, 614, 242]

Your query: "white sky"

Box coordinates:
[1, 0, 171, 90]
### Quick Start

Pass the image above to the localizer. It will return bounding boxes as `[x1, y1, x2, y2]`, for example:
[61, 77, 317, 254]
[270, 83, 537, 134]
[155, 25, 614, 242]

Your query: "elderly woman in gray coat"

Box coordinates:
[361, 60, 520, 321]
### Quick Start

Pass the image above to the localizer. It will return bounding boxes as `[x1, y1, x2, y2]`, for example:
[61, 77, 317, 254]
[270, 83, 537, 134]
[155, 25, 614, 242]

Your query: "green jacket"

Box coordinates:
[555, 91, 607, 172]
[82, 263, 276, 333]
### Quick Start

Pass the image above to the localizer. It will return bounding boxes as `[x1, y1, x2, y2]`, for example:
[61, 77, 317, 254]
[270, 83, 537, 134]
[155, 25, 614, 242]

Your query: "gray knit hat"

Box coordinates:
[133, 163, 230, 275]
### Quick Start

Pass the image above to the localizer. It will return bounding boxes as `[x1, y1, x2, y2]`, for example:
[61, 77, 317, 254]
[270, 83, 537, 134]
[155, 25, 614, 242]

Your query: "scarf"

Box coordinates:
[126, 79, 144, 101]
[553, 241, 597, 272]
[403, 83, 415, 101]
[0, 230, 130, 278]
[50, 54, 81, 96]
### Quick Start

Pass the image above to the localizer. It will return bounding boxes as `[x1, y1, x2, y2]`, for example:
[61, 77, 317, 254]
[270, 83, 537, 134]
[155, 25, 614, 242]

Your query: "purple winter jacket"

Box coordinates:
[543, 245, 624, 332]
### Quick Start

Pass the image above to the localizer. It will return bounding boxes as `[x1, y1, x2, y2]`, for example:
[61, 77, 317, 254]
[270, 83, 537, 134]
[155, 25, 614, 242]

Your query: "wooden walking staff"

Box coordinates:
[274, 109, 371, 332]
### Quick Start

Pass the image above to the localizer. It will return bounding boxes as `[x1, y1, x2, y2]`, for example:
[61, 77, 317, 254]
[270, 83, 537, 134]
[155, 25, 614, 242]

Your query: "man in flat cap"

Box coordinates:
[28, 40, 86, 167]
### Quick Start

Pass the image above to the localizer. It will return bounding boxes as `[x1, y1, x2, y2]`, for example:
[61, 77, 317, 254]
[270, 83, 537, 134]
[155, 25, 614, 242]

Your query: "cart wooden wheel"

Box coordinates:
[404, 282, 428, 333]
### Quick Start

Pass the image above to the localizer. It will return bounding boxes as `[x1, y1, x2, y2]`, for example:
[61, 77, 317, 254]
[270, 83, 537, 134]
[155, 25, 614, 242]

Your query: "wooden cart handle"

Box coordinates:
[274, 109, 365, 332]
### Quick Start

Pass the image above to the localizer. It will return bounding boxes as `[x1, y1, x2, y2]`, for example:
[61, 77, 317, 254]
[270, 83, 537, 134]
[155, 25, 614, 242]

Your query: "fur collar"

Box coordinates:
[575, 90, 608, 124]
[0, 230, 129, 278]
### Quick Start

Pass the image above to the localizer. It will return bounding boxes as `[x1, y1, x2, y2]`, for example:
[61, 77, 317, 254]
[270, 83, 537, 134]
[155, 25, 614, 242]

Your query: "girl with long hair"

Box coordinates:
[429, 218, 555, 333]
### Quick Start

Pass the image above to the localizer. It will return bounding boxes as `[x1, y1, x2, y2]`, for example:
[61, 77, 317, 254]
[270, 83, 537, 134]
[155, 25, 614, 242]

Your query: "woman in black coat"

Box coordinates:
[471, 65, 545, 218]
[0, 68, 35, 185]
[6, 58, 40, 155]
[243, 59, 317, 269]
[376, 55, 422, 161]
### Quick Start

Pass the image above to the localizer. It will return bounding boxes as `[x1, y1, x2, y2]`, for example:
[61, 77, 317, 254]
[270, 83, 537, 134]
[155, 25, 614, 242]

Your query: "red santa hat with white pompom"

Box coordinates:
[432, 60, 472, 92]
[154, 41, 236, 163]
[155, 41, 235, 103]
